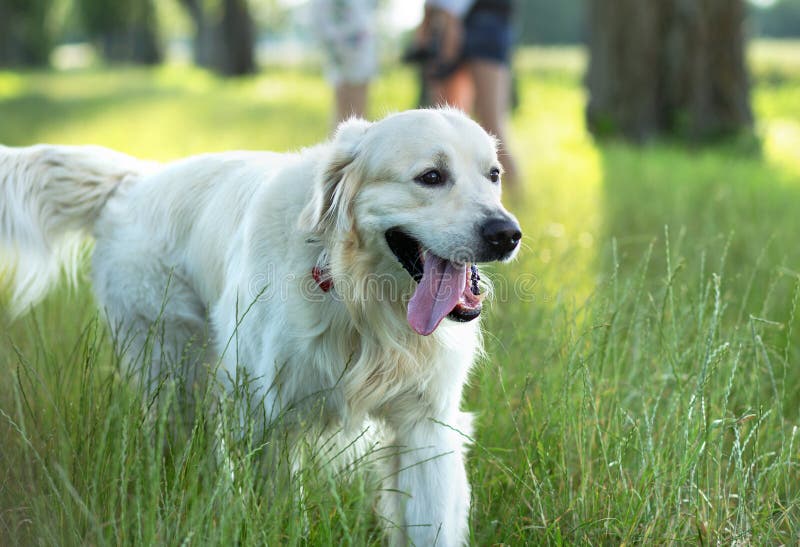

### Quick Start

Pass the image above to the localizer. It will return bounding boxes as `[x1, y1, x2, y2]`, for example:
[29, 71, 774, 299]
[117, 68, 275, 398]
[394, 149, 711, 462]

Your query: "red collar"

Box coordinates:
[312, 266, 333, 292]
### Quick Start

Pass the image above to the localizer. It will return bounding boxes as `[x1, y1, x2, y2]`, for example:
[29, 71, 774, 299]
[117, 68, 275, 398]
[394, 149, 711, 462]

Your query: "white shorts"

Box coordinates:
[311, 0, 378, 85]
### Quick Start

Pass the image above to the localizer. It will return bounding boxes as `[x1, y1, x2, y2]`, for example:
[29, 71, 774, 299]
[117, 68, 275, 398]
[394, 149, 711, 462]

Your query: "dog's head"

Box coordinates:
[303, 108, 521, 336]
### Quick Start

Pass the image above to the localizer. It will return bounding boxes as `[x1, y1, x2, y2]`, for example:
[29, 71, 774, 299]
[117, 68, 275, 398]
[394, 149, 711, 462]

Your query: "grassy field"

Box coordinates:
[1, 42, 800, 545]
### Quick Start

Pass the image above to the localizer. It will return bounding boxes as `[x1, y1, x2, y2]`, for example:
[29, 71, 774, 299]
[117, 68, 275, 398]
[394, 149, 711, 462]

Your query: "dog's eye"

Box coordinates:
[417, 169, 445, 186]
[489, 167, 501, 183]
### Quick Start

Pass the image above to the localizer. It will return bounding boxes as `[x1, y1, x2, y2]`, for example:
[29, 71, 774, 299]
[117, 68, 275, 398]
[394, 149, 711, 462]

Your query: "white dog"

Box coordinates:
[0, 108, 521, 545]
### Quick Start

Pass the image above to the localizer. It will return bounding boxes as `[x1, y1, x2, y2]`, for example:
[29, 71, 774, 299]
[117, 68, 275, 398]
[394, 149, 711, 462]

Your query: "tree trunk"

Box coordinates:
[100, 25, 161, 65]
[180, 0, 256, 76]
[586, 0, 753, 142]
[180, 0, 217, 68]
[129, 0, 162, 65]
[78, 0, 162, 65]
[219, 0, 256, 76]
[0, 0, 52, 67]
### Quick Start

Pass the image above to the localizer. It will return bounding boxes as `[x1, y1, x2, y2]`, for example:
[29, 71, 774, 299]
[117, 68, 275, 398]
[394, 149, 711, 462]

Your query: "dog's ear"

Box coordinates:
[301, 117, 372, 234]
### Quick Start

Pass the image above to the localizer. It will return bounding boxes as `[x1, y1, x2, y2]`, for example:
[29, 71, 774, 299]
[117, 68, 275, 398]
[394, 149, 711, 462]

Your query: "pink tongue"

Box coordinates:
[407, 254, 466, 336]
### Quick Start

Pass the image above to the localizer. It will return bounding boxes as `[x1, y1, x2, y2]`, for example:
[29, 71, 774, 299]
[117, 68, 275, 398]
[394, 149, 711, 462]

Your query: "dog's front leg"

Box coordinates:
[385, 413, 472, 546]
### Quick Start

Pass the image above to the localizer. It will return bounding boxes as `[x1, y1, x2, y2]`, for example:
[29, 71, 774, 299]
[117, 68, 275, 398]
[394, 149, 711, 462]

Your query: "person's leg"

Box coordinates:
[420, 5, 473, 111]
[312, 0, 376, 127]
[469, 59, 519, 188]
[428, 66, 474, 111]
[334, 82, 368, 124]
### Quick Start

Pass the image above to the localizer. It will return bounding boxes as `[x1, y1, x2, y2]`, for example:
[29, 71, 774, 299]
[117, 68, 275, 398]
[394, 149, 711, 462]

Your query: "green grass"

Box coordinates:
[2, 42, 800, 544]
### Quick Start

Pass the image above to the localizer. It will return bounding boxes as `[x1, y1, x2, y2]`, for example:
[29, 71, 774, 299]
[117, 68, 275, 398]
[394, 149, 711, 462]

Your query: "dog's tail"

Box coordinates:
[1, 144, 151, 316]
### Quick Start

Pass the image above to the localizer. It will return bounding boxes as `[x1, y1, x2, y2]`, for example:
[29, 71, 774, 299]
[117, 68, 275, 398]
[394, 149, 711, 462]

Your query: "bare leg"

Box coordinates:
[429, 66, 474, 111]
[469, 59, 519, 189]
[334, 82, 368, 124]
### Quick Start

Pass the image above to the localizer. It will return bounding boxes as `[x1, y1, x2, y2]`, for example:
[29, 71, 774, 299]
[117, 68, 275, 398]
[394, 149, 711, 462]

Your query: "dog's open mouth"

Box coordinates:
[385, 229, 484, 336]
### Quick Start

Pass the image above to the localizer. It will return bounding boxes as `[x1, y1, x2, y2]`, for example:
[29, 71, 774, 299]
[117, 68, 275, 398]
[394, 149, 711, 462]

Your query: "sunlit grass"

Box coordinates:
[2, 42, 800, 544]
[0, 72, 25, 100]
[750, 39, 800, 77]
[511, 69, 603, 300]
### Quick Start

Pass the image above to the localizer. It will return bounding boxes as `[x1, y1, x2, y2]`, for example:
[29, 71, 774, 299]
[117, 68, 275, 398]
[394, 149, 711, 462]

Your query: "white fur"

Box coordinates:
[0, 109, 518, 546]
[0, 144, 154, 315]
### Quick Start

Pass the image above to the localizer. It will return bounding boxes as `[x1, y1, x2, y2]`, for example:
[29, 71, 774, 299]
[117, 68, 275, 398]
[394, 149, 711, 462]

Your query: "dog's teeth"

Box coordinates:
[470, 265, 480, 295]
[470, 264, 480, 279]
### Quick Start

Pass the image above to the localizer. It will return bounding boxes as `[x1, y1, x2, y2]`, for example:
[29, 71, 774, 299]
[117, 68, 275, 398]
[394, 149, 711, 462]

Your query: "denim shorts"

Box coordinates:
[462, 9, 513, 66]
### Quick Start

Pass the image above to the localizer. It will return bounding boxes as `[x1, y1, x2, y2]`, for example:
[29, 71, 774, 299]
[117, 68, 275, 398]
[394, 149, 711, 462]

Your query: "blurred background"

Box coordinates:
[0, 0, 798, 150]
[0, 0, 798, 143]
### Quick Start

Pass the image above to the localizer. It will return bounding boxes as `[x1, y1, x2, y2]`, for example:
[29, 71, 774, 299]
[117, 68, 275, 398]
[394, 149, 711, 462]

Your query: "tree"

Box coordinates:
[76, 0, 162, 64]
[0, 0, 53, 67]
[179, 0, 256, 76]
[586, 0, 753, 143]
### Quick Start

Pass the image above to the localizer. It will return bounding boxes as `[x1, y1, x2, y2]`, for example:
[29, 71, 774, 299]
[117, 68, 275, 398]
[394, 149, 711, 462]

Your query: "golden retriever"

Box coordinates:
[0, 108, 521, 545]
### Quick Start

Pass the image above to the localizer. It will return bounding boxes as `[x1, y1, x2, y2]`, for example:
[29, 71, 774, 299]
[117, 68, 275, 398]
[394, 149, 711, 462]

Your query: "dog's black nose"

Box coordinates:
[482, 218, 522, 255]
